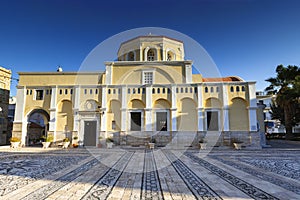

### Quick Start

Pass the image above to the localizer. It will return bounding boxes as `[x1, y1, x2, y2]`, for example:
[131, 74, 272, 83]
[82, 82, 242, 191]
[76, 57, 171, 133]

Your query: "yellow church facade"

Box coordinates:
[12, 36, 260, 148]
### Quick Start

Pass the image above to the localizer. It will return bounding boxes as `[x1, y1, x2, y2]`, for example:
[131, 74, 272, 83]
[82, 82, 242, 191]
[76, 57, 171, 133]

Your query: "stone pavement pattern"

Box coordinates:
[0, 145, 299, 200]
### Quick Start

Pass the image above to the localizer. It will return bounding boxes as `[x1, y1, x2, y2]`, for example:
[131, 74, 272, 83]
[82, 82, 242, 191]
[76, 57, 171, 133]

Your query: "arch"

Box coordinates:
[178, 98, 197, 131]
[56, 100, 74, 132]
[166, 49, 176, 61]
[153, 98, 171, 109]
[26, 108, 50, 146]
[229, 97, 249, 131]
[128, 99, 145, 109]
[205, 97, 222, 108]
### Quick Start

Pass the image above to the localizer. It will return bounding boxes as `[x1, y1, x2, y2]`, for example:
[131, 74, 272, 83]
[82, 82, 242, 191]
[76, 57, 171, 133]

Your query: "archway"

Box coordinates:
[229, 98, 249, 131]
[178, 98, 197, 131]
[205, 98, 222, 131]
[154, 99, 171, 131]
[27, 109, 50, 146]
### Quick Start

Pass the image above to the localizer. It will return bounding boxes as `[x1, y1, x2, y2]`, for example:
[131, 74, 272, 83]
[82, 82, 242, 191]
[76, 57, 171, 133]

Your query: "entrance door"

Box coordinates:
[207, 111, 219, 131]
[84, 121, 97, 146]
[130, 112, 141, 131]
[156, 112, 167, 131]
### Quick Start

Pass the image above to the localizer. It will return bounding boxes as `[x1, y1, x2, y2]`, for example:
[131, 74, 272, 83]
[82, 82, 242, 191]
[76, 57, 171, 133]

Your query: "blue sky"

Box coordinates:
[0, 0, 299, 96]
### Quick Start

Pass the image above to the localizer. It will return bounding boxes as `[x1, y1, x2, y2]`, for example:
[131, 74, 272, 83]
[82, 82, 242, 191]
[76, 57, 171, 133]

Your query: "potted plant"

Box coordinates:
[199, 139, 207, 150]
[232, 138, 243, 150]
[62, 137, 70, 148]
[106, 137, 114, 149]
[148, 137, 156, 149]
[42, 135, 53, 149]
[98, 136, 103, 148]
[10, 137, 21, 148]
[72, 136, 79, 148]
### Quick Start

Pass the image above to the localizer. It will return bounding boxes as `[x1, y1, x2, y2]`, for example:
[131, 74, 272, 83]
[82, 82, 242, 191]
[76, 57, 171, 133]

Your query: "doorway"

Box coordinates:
[84, 121, 97, 146]
[156, 112, 167, 131]
[207, 111, 219, 131]
[130, 112, 141, 131]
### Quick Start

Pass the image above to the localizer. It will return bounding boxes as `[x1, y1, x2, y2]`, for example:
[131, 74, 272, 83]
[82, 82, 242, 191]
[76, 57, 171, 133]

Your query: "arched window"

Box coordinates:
[185, 87, 188, 93]
[216, 87, 219, 93]
[133, 88, 136, 94]
[210, 87, 214, 93]
[157, 88, 160, 94]
[95, 89, 98, 94]
[241, 86, 245, 92]
[230, 86, 234, 92]
[65, 89, 68, 95]
[181, 88, 184, 93]
[128, 88, 130, 94]
[162, 88, 166, 93]
[152, 88, 155, 94]
[90, 89, 93, 94]
[113, 89, 116, 94]
[147, 49, 155, 61]
[138, 88, 140, 94]
[108, 89, 111, 94]
[190, 87, 193, 93]
[128, 51, 135, 61]
[205, 87, 208, 93]
[236, 86, 240, 92]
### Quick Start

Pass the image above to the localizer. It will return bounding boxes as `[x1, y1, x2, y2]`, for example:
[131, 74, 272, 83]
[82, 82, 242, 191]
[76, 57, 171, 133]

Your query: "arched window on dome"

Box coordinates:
[147, 49, 155, 61]
[127, 51, 135, 61]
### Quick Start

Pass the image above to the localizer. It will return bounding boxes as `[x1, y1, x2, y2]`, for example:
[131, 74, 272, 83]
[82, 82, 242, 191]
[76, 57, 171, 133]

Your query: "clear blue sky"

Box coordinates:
[1, 0, 299, 96]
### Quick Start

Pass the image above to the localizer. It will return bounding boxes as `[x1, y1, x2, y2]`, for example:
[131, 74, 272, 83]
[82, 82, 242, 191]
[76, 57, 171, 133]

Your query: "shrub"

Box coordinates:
[63, 138, 70, 142]
[10, 137, 20, 142]
[106, 137, 114, 143]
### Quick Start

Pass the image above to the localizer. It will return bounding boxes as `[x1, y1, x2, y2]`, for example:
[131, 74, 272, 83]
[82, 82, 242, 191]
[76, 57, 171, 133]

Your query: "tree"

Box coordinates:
[265, 65, 300, 139]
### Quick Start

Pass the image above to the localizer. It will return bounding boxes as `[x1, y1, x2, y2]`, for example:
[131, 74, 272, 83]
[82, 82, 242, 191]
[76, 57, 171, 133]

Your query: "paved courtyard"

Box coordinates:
[0, 141, 299, 200]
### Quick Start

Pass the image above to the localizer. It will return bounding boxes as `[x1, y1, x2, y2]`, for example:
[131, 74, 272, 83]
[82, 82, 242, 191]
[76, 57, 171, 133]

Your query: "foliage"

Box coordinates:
[41, 135, 53, 142]
[106, 137, 114, 143]
[265, 65, 300, 138]
[10, 137, 20, 142]
[269, 100, 285, 123]
[63, 138, 70, 142]
[73, 136, 78, 140]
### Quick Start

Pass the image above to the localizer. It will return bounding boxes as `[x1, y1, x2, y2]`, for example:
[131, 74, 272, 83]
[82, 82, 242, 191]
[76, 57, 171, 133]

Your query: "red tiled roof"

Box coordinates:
[202, 76, 243, 82]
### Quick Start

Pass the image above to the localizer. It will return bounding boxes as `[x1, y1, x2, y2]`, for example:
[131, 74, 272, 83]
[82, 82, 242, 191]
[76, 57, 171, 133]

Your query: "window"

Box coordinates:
[216, 87, 219, 93]
[143, 72, 153, 84]
[167, 88, 171, 94]
[46, 90, 49, 95]
[162, 88, 166, 94]
[185, 88, 188, 93]
[90, 89, 93, 94]
[157, 88, 160, 94]
[70, 89, 73, 94]
[236, 86, 240, 92]
[133, 88, 136, 94]
[26, 90, 29, 95]
[190, 87, 193, 93]
[118, 88, 121, 94]
[205, 87, 208, 93]
[142, 88, 145, 94]
[176, 88, 179, 93]
[113, 89, 116, 94]
[35, 90, 44, 100]
[59, 89, 62, 95]
[65, 89, 68, 95]
[242, 86, 245, 92]
[147, 49, 155, 61]
[152, 88, 155, 94]
[181, 88, 184, 93]
[230, 86, 234, 92]
[128, 51, 135, 61]
[210, 87, 214, 93]
[194, 87, 198, 93]
[94, 89, 97, 94]
[138, 88, 141, 94]
[128, 88, 130, 94]
[84, 89, 87, 94]
[108, 89, 111, 94]
[30, 90, 32, 95]
[167, 53, 172, 61]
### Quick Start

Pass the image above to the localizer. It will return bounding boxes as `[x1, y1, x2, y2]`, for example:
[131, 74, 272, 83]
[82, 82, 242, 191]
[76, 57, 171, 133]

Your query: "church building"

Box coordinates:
[12, 35, 260, 148]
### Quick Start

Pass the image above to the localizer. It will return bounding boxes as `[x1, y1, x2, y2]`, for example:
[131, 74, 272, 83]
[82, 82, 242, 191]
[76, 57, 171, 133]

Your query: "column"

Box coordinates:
[101, 87, 107, 132]
[49, 86, 57, 139]
[222, 84, 229, 131]
[73, 86, 80, 132]
[13, 86, 26, 145]
[197, 85, 204, 131]
[171, 85, 177, 131]
[121, 86, 127, 131]
[248, 83, 258, 131]
[145, 86, 152, 131]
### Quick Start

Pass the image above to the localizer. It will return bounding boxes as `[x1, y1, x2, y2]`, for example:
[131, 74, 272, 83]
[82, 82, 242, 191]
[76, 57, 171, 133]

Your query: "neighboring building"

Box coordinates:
[13, 35, 259, 148]
[0, 66, 11, 145]
[256, 91, 275, 121]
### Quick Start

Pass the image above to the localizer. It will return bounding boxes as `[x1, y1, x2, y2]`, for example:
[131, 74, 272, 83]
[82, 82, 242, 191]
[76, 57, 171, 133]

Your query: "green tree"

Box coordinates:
[265, 65, 300, 139]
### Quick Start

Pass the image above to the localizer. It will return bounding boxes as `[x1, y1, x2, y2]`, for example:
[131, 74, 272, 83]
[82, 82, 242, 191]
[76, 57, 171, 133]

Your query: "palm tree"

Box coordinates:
[265, 65, 300, 139]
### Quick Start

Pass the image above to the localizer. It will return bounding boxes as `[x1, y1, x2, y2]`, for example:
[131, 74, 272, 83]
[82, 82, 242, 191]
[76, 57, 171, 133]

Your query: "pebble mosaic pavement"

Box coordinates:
[0, 142, 299, 200]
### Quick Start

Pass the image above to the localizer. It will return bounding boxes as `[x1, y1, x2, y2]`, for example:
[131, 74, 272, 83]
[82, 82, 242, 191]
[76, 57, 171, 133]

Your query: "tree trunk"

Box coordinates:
[284, 103, 294, 140]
